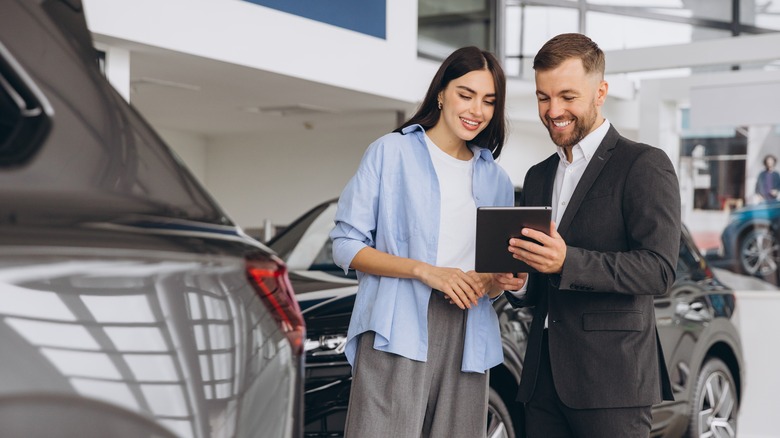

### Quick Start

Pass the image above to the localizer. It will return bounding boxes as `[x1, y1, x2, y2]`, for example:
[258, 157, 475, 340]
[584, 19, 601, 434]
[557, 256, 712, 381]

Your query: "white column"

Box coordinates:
[99, 44, 131, 102]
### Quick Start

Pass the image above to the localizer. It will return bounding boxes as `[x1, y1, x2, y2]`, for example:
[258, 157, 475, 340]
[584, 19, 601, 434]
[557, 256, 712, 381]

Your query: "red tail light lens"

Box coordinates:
[247, 258, 305, 356]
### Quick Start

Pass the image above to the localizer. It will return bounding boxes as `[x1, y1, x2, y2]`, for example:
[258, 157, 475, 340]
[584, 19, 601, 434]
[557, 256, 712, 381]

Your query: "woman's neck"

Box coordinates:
[426, 125, 471, 160]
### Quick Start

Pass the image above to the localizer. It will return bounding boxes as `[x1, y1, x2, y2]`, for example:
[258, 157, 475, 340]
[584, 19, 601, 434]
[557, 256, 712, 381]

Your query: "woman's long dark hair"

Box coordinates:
[395, 46, 507, 159]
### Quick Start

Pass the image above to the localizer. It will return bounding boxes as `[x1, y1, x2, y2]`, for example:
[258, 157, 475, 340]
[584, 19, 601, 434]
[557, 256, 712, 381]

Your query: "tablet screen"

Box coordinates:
[475, 206, 552, 273]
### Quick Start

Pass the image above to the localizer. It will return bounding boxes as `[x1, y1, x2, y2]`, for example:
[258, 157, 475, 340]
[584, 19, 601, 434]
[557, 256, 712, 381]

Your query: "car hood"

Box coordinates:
[729, 200, 780, 222]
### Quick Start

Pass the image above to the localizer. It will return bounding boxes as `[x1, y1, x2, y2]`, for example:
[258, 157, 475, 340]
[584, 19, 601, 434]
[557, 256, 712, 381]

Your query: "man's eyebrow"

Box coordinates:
[456, 85, 496, 97]
[536, 89, 579, 96]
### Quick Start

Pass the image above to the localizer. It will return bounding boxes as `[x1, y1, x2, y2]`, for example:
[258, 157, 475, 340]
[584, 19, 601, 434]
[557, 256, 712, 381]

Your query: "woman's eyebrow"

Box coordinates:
[455, 85, 496, 97]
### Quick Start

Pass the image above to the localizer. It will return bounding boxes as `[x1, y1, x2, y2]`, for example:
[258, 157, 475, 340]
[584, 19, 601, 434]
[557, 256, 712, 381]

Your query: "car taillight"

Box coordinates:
[247, 258, 305, 356]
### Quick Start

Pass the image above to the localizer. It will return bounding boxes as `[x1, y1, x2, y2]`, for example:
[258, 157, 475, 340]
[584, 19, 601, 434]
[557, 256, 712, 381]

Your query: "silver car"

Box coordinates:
[0, 1, 304, 437]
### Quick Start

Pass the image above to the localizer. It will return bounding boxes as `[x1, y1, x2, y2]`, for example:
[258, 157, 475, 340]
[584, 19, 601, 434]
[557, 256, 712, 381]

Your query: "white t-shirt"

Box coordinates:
[425, 134, 477, 271]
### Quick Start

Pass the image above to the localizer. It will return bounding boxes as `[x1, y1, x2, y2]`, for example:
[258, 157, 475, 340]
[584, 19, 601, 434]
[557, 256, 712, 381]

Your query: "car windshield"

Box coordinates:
[268, 201, 339, 270]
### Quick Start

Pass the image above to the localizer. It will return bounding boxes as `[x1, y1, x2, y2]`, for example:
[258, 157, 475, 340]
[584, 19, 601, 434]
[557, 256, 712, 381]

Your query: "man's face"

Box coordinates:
[535, 58, 607, 149]
[767, 157, 776, 170]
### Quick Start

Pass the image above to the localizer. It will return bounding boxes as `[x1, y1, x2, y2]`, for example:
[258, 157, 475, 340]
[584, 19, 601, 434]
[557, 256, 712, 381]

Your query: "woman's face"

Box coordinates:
[435, 69, 496, 143]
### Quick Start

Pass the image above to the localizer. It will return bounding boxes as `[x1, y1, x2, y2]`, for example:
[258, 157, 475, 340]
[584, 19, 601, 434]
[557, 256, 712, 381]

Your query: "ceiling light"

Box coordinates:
[131, 77, 201, 91]
[241, 103, 336, 116]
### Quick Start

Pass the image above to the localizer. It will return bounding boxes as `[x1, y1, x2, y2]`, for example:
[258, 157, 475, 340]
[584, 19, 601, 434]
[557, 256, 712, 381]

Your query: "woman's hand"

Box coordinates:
[466, 271, 503, 299]
[415, 264, 483, 309]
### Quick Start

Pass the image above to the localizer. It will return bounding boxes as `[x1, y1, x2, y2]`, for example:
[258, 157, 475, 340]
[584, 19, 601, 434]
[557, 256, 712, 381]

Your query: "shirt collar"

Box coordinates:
[556, 118, 611, 164]
[403, 123, 493, 162]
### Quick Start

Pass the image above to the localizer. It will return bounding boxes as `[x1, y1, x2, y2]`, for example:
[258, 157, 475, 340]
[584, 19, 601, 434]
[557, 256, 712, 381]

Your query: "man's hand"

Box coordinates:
[493, 272, 527, 291]
[508, 221, 567, 274]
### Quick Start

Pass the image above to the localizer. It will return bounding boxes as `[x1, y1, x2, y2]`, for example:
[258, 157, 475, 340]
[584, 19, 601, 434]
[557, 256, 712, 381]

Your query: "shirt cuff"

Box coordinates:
[504, 281, 528, 298]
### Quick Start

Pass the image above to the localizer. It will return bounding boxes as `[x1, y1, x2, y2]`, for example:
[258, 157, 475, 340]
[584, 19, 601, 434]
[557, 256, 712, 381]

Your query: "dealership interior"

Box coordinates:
[76, 0, 779, 436]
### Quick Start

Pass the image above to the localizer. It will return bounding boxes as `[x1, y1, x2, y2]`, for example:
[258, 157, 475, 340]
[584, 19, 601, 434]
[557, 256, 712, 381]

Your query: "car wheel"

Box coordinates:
[486, 387, 515, 438]
[738, 228, 779, 277]
[687, 357, 738, 438]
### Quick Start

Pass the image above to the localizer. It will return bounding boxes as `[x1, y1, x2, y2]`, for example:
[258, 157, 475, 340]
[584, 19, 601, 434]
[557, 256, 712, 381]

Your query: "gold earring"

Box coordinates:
[437, 101, 442, 110]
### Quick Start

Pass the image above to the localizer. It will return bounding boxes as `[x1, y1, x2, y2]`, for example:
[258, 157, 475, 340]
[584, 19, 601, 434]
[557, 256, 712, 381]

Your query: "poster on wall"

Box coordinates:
[242, 0, 386, 39]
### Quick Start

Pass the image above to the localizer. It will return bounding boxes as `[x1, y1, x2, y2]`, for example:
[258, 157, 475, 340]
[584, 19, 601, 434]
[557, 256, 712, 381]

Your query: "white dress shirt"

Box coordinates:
[508, 119, 611, 328]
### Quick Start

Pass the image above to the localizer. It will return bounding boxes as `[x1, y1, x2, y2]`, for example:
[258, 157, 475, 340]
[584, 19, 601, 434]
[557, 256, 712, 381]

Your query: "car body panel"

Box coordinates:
[1, 1, 304, 436]
[0, 229, 298, 438]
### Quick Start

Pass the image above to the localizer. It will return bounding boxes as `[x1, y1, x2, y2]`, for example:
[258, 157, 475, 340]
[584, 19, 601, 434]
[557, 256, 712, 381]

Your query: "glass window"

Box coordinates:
[419, 21, 493, 60]
[418, 0, 494, 60]
[679, 108, 748, 212]
[419, 0, 486, 16]
[522, 7, 579, 56]
[586, 0, 733, 22]
[0, 51, 51, 166]
[749, 1, 780, 31]
[586, 0, 683, 6]
[587, 12, 693, 49]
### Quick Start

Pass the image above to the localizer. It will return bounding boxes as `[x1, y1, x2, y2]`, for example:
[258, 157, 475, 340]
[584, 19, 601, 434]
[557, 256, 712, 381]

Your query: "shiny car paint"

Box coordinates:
[0, 1, 304, 436]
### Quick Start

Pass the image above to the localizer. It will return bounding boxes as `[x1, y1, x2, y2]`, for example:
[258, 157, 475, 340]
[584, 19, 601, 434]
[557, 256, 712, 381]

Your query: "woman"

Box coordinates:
[330, 46, 514, 438]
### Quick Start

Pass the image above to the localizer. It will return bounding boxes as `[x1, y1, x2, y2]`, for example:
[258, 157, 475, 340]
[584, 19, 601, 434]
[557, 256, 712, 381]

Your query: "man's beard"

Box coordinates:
[546, 105, 598, 148]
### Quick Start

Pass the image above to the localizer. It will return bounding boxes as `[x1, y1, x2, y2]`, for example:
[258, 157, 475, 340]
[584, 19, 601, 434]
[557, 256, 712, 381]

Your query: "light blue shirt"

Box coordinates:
[330, 124, 514, 373]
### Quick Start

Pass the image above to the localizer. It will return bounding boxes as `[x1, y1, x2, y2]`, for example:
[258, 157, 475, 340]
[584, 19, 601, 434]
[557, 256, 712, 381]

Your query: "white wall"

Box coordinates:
[198, 121, 396, 228]
[500, 121, 554, 188]
[156, 127, 209, 184]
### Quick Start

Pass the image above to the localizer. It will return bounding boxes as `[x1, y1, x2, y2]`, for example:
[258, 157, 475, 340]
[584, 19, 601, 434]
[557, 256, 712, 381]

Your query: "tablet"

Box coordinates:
[475, 206, 552, 273]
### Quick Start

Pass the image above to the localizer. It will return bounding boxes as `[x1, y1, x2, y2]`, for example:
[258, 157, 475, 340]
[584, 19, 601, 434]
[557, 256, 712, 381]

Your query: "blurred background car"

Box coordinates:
[270, 199, 744, 438]
[0, 1, 304, 437]
[705, 200, 780, 286]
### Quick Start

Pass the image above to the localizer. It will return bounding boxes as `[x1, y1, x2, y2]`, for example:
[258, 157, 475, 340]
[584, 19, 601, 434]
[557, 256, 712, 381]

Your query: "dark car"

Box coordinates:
[0, 1, 304, 437]
[270, 199, 744, 438]
[706, 200, 780, 285]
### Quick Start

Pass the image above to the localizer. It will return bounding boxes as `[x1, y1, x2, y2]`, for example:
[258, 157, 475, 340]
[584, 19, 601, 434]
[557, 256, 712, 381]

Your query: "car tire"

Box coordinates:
[738, 228, 779, 279]
[687, 357, 738, 438]
[487, 387, 515, 438]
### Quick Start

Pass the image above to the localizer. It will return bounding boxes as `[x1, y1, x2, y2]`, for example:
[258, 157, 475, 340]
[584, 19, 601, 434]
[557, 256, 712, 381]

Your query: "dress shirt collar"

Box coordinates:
[556, 118, 611, 165]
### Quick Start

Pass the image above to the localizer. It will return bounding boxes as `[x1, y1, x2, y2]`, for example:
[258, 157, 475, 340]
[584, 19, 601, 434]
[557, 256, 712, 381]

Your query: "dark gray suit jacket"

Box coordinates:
[510, 125, 679, 409]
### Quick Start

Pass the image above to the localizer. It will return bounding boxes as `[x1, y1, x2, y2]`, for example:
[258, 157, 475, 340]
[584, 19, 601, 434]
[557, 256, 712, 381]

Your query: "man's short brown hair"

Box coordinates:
[533, 33, 605, 77]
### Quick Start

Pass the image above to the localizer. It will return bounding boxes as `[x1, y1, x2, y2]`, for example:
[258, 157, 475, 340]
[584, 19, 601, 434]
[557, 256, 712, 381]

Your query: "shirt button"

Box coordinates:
[561, 201, 567, 206]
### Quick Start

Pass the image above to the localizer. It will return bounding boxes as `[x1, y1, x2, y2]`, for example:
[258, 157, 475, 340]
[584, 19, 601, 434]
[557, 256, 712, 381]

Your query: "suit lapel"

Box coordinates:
[541, 157, 557, 206]
[557, 126, 620, 237]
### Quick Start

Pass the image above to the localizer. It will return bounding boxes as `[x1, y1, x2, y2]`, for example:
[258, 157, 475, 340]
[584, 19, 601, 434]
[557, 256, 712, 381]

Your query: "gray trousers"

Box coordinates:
[344, 290, 489, 438]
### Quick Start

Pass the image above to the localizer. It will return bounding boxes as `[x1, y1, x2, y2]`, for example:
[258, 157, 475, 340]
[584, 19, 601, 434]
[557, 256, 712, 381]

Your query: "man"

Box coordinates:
[495, 33, 679, 437]
[755, 154, 780, 202]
